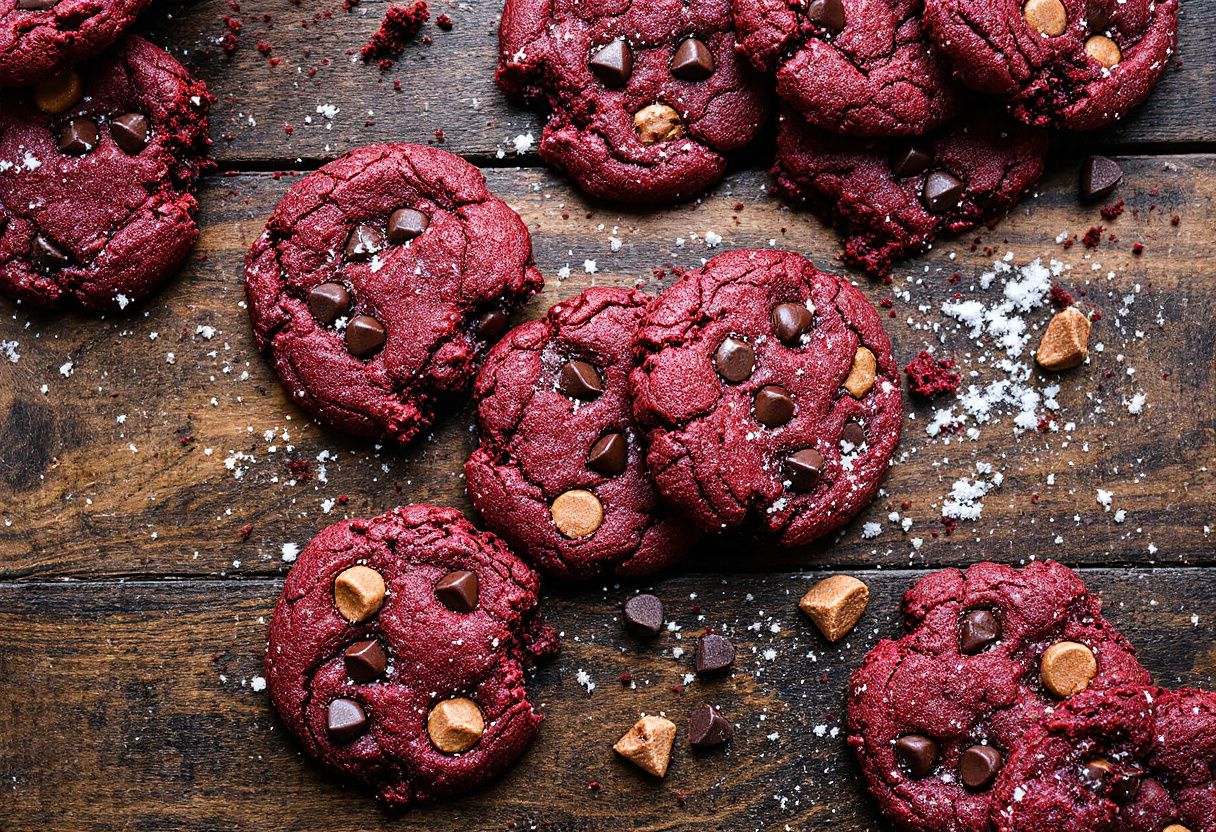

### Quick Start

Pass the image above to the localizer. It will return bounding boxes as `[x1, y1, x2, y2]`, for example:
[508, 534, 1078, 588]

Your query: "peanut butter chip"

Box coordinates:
[1036, 306, 1091, 371]
[634, 103, 683, 144]
[1163, 826, 1193, 832]
[333, 565, 386, 623]
[1085, 35, 1121, 69]
[1040, 641, 1097, 698]
[799, 575, 869, 641]
[427, 697, 484, 754]
[550, 489, 603, 538]
[844, 346, 877, 398]
[613, 715, 677, 777]
[1023, 0, 1067, 36]
[34, 71, 83, 114]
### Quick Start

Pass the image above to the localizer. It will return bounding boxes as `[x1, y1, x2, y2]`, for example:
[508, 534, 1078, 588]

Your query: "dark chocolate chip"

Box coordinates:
[343, 639, 387, 682]
[387, 207, 428, 243]
[345, 224, 384, 261]
[559, 359, 603, 400]
[110, 113, 150, 155]
[891, 145, 932, 179]
[16, 0, 58, 9]
[840, 421, 865, 448]
[623, 594, 664, 639]
[959, 609, 1002, 655]
[754, 385, 795, 427]
[895, 735, 939, 778]
[1080, 155, 1122, 201]
[806, 0, 846, 32]
[345, 315, 386, 357]
[960, 745, 1003, 791]
[31, 234, 70, 271]
[435, 570, 479, 612]
[589, 39, 633, 87]
[670, 38, 714, 81]
[327, 697, 368, 742]
[57, 117, 98, 156]
[922, 170, 964, 214]
[772, 302, 814, 345]
[714, 336, 754, 383]
[694, 633, 735, 675]
[784, 448, 824, 492]
[689, 704, 734, 749]
[588, 432, 628, 475]
[308, 282, 351, 326]
[477, 310, 509, 341]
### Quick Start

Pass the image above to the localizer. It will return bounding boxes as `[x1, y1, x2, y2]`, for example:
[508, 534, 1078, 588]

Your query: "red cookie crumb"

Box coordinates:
[1048, 284, 1074, 309]
[360, 1, 429, 62]
[1082, 226, 1104, 248]
[1100, 199, 1125, 220]
[904, 351, 961, 400]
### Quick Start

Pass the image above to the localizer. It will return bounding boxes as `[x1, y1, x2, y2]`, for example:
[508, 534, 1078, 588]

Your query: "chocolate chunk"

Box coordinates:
[806, 0, 846, 33]
[558, 359, 603, 400]
[16, 0, 59, 8]
[307, 282, 351, 326]
[57, 117, 97, 156]
[477, 310, 509, 341]
[922, 171, 964, 214]
[110, 113, 150, 155]
[840, 421, 865, 448]
[714, 336, 754, 383]
[895, 735, 939, 778]
[589, 39, 633, 87]
[670, 38, 714, 81]
[623, 593, 664, 639]
[694, 633, 735, 675]
[588, 431, 628, 475]
[387, 207, 429, 243]
[784, 448, 824, 492]
[1080, 155, 1122, 201]
[891, 146, 932, 179]
[772, 302, 813, 345]
[960, 745, 1003, 791]
[343, 639, 387, 682]
[688, 703, 734, 749]
[327, 697, 368, 742]
[31, 234, 70, 271]
[959, 609, 1002, 654]
[345, 315, 387, 357]
[754, 385, 795, 427]
[435, 569, 479, 612]
[345, 224, 384, 260]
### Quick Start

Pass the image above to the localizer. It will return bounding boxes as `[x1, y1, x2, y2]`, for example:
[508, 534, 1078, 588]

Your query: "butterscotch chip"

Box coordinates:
[613, 715, 677, 777]
[427, 697, 485, 754]
[799, 575, 869, 641]
[551, 489, 603, 538]
[1040, 640, 1097, 698]
[34, 71, 83, 114]
[1163, 826, 1193, 832]
[1022, 0, 1066, 36]
[843, 346, 877, 398]
[1085, 35, 1121, 69]
[333, 565, 386, 623]
[634, 103, 683, 145]
[1036, 306, 1091, 371]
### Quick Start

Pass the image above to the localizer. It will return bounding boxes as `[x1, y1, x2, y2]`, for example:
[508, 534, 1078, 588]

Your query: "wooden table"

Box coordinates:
[1, 1, 1214, 829]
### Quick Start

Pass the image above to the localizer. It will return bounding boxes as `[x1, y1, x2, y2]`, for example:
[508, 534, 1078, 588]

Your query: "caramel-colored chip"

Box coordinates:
[799, 575, 869, 641]
[1163, 825, 1193, 832]
[427, 697, 484, 754]
[1036, 306, 1091, 371]
[34, 71, 83, 114]
[844, 346, 877, 398]
[1023, 0, 1067, 36]
[613, 715, 677, 777]
[551, 489, 603, 538]
[1040, 640, 1097, 698]
[333, 565, 386, 623]
[634, 103, 683, 145]
[1085, 35, 1121, 69]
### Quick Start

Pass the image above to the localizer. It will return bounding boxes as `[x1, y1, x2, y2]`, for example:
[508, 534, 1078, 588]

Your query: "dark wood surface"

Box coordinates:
[1, 0, 1215, 829]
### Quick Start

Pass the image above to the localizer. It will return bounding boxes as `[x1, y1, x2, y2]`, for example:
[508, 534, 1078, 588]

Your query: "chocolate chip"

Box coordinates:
[345, 315, 386, 357]
[588, 431, 628, 475]
[343, 639, 387, 682]
[57, 117, 97, 156]
[387, 207, 428, 243]
[806, 0, 846, 33]
[589, 39, 633, 87]
[559, 359, 603, 400]
[772, 302, 813, 345]
[31, 234, 70, 271]
[1080, 155, 1122, 201]
[688, 704, 734, 749]
[345, 224, 384, 260]
[670, 38, 714, 81]
[754, 385, 795, 427]
[714, 336, 754, 383]
[959, 609, 1002, 654]
[477, 310, 509, 341]
[922, 170, 964, 214]
[784, 448, 824, 492]
[435, 569, 479, 612]
[960, 745, 1003, 791]
[16, 0, 59, 8]
[895, 735, 939, 778]
[840, 421, 865, 448]
[623, 593, 664, 639]
[307, 282, 351, 326]
[327, 697, 368, 742]
[694, 633, 735, 675]
[891, 145, 932, 179]
[110, 113, 150, 155]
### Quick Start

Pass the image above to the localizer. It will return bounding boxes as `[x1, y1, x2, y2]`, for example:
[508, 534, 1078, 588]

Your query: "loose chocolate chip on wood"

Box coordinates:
[891, 145, 932, 179]
[1085, 35, 1121, 69]
[785, 448, 824, 492]
[110, 113, 150, 155]
[333, 565, 386, 623]
[840, 421, 866, 448]
[799, 575, 868, 641]
[1040, 640, 1097, 697]
[477, 310, 509, 340]
[345, 224, 384, 260]
[922, 170, 964, 214]
[345, 315, 387, 357]
[33, 72, 82, 114]
[634, 103, 682, 144]
[959, 609, 1002, 654]
[31, 234, 71, 271]
[308, 282, 351, 326]
[896, 735, 939, 778]
[670, 38, 714, 81]
[57, 117, 97, 155]
[590, 39, 633, 87]
[1079, 155, 1122, 200]
[694, 633, 735, 675]
[387, 208, 428, 243]
[772, 302, 814, 345]
[714, 336, 755, 383]
[688, 704, 734, 749]
[806, 0, 846, 32]
[587, 431, 628, 475]
[343, 639, 387, 682]
[623, 593, 664, 639]
[327, 697, 368, 742]
[960, 745, 1003, 790]
[435, 570, 479, 612]
[614, 715, 677, 777]
[428, 697, 484, 754]
[551, 489, 604, 538]
[559, 359, 603, 400]
[1023, 0, 1067, 36]
[754, 385, 795, 427]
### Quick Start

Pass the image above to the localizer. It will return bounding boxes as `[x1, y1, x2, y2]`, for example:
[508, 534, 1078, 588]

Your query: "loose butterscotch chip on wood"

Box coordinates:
[1085, 35, 1121, 69]
[799, 575, 869, 641]
[34, 71, 83, 114]
[634, 103, 682, 145]
[844, 346, 877, 398]
[551, 489, 604, 538]
[1023, 0, 1067, 36]
[1040, 640, 1097, 697]
[333, 565, 386, 623]
[427, 697, 485, 754]
[1036, 306, 1091, 371]
[614, 715, 677, 777]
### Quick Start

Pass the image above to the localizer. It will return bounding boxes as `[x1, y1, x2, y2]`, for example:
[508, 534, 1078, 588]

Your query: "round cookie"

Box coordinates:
[773, 107, 1048, 278]
[0, 0, 148, 87]
[922, 0, 1178, 129]
[847, 561, 1151, 832]
[465, 287, 700, 580]
[496, 0, 767, 204]
[0, 35, 212, 311]
[265, 505, 559, 806]
[993, 686, 1216, 832]
[733, 0, 961, 136]
[629, 248, 901, 546]
[245, 143, 543, 444]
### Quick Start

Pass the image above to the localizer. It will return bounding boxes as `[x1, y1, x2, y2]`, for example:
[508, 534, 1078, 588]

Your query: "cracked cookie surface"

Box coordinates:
[465, 287, 700, 580]
[245, 143, 543, 444]
[848, 561, 1150, 832]
[628, 248, 901, 546]
[0, 35, 211, 311]
[0, 0, 148, 86]
[496, 0, 767, 204]
[265, 504, 558, 807]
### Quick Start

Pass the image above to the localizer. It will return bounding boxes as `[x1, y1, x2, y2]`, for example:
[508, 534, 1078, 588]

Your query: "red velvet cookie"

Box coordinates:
[245, 143, 543, 444]
[629, 249, 901, 546]
[496, 0, 767, 204]
[922, 0, 1178, 129]
[993, 686, 1216, 832]
[773, 107, 1048, 278]
[733, 0, 960, 136]
[0, 0, 148, 87]
[847, 561, 1151, 832]
[265, 505, 558, 806]
[0, 35, 211, 311]
[465, 287, 700, 580]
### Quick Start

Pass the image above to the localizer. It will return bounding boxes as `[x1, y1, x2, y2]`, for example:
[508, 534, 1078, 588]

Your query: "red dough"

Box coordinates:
[265, 505, 558, 806]
[904, 350, 960, 399]
[466, 287, 700, 580]
[360, 1, 428, 61]
[0, 0, 148, 87]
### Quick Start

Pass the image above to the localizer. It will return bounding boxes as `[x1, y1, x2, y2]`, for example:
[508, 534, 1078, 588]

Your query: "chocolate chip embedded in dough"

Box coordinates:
[435, 570, 479, 612]
[772, 302, 814, 345]
[111, 113, 151, 155]
[559, 359, 603, 400]
[327, 697, 368, 742]
[343, 639, 387, 682]
[754, 385, 795, 427]
[922, 170, 964, 214]
[784, 448, 824, 492]
[895, 735, 939, 778]
[960, 744, 1003, 790]
[57, 117, 98, 156]
[891, 146, 932, 179]
[959, 609, 1002, 654]
[634, 103, 682, 144]
[345, 224, 385, 261]
[308, 282, 351, 326]
[1040, 640, 1097, 697]
[714, 336, 755, 383]
[1023, 0, 1067, 36]
[387, 208, 428, 243]
[587, 431, 628, 475]
[1085, 35, 1121, 69]
[670, 38, 714, 81]
[551, 489, 603, 538]
[345, 315, 387, 358]
[806, 0, 845, 33]
[33, 72, 82, 114]
[31, 234, 71, 271]
[590, 39, 633, 87]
